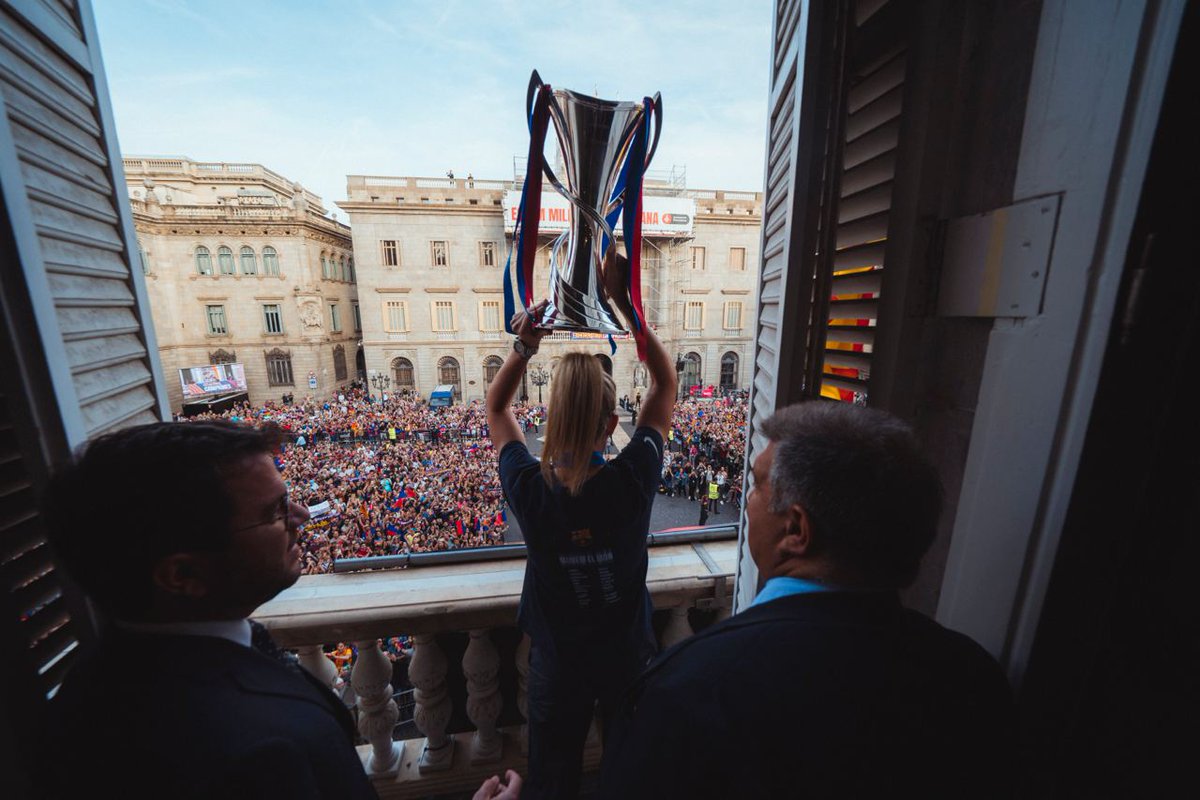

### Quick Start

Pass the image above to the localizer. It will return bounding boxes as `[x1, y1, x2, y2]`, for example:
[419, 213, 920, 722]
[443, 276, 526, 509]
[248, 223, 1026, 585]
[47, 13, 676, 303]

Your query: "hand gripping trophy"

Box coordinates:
[503, 70, 661, 359]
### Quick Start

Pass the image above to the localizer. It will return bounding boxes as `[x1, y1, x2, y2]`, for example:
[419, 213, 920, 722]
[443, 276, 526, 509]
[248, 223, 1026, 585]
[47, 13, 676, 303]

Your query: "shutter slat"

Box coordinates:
[843, 117, 900, 170]
[845, 83, 904, 143]
[838, 181, 893, 222]
[841, 150, 896, 197]
[836, 209, 890, 250]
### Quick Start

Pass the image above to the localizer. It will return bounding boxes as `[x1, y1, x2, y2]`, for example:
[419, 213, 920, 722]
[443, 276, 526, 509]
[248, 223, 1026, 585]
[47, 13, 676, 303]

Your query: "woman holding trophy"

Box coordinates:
[486, 251, 677, 799]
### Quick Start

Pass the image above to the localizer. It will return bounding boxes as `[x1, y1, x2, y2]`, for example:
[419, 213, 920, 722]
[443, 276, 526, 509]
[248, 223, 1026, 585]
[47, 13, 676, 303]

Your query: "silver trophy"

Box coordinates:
[528, 72, 661, 334]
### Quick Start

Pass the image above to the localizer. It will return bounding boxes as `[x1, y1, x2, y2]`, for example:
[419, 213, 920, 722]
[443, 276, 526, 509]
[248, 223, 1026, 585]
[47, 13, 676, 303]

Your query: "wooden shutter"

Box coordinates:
[820, 0, 911, 404]
[0, 0, 168, 751]
[737, 0, 911, 608]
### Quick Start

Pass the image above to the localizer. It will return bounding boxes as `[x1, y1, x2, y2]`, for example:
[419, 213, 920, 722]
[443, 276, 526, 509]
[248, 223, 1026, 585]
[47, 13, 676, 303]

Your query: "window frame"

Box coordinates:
[217, 246, 235, 275]
[480, 240, 496, 267]
[723, 300, 744, 330]
[205, 304, 228, 335]
[382, 239, 399, 267]
[329, 303, 341, 333]
[195, 245, 212, 275]
[262, 303, 283, 335]
[431, 240, 449, 268]
[690, 245, 707, 270]
[383, 300, 410, 333]
[240, 246, 257, 275]
[729, 246, 747, 271]
[478, 300, 502, 332]
[265, 349, 294, 387]
[684, 300, 705, 330]
[262, 246, 280, 276]
[432, 300, 457, 332]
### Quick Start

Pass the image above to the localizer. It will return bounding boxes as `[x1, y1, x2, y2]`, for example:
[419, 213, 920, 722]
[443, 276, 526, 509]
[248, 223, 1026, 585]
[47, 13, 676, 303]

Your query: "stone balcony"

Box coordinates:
[254, 531, 738, 798]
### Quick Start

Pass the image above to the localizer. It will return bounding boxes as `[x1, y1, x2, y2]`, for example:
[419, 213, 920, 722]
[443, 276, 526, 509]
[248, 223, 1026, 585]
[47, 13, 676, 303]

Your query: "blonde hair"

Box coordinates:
[541, 352, 617, 496]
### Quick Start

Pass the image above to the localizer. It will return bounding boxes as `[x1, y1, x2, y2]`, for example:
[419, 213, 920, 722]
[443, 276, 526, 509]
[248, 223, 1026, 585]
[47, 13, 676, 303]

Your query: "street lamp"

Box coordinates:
[530, 365, 549, 404]
[370, 373, 391, 402]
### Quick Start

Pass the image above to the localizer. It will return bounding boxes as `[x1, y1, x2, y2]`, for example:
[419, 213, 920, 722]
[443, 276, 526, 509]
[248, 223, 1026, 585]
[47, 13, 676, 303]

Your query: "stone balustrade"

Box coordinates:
[254, 537, 737, 798]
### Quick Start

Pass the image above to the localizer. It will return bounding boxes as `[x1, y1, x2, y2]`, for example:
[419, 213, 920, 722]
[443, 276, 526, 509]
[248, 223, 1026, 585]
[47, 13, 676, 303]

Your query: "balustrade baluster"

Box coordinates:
[661, 600, 695, 648]
[410, 633, 455, 772]
[463, 629, 503, 763]
[351, 639, 403, 776]
[297, 644, 340, 690]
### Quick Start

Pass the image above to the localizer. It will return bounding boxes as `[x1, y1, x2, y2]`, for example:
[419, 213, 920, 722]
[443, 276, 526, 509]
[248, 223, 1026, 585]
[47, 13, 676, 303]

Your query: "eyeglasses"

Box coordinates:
[230, 493, 294, 535]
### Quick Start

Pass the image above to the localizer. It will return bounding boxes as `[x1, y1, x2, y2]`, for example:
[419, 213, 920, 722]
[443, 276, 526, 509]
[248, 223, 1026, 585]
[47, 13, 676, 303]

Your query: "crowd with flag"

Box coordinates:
[183, 388, 750, 573]
[183, 388, 543, 574]
[662, 397, 749, 512]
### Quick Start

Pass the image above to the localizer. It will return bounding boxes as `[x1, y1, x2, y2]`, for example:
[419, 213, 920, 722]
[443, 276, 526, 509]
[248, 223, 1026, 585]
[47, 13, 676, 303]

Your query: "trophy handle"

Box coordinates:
[644, 93, 663, 169]
[526, 70, 544, 128]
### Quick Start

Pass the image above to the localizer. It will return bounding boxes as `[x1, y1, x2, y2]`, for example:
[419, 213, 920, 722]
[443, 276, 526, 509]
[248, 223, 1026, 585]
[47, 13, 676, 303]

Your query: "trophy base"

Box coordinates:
[534, 320, 628, 337]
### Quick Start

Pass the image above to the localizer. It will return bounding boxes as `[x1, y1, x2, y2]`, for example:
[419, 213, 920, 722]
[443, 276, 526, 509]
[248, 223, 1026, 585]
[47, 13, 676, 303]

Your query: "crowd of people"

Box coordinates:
[660, 397, 749, 519]
[182, 385, 748, 573]
[183, 386, 543, 574]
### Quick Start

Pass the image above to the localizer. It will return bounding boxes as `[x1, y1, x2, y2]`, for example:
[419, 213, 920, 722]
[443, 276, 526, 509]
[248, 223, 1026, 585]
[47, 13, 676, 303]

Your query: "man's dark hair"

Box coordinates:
[761, 402, 942, 588]
[42, 421, 283, 618]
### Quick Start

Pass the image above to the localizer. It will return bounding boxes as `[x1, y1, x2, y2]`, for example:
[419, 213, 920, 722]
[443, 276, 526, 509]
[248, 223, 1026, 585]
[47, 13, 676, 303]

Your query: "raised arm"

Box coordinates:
[486, 300, 549, 453]
[602, 253, 676, 439]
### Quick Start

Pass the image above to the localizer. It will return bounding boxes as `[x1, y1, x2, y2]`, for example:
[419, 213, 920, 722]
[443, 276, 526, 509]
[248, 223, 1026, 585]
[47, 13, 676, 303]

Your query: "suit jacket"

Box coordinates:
[47, 630, 378, 800]
[600, 591, 1016, 799]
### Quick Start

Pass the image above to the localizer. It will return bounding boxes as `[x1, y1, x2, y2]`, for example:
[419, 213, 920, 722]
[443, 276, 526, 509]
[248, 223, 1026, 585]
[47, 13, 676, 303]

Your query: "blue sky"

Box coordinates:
[94, 0, 772, 215]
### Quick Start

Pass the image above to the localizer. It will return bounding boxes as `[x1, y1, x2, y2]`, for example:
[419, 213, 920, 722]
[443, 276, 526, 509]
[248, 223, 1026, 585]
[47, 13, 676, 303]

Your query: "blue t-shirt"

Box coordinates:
[500, 427, 664, 663]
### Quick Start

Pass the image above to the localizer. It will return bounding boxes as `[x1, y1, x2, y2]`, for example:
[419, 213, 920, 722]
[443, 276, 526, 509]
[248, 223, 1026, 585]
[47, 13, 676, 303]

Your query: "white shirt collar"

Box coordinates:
[115, 618, 253, 648]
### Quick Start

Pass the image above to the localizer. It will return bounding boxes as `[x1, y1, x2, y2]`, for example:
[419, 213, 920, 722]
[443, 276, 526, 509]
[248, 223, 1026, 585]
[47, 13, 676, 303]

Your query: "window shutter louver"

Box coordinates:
[821, 0, 911, 404]
[0, 0, 168, 742]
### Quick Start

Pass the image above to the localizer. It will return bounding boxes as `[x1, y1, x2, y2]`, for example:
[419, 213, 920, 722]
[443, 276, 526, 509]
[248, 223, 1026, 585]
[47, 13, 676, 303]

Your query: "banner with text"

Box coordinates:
[503, 191, 695, 237]
[179, 363, 248, 398]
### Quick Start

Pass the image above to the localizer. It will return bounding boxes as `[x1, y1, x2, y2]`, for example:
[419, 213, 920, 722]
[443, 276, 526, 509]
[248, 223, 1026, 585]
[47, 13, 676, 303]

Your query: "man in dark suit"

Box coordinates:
[600, 402, 1016, 798]
[43, 422, 377, 799]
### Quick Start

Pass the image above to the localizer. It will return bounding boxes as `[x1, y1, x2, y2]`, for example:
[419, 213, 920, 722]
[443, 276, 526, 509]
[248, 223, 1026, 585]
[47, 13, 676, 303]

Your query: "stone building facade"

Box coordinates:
[125, 158, 359, 412]
[338, 173, 761, 403]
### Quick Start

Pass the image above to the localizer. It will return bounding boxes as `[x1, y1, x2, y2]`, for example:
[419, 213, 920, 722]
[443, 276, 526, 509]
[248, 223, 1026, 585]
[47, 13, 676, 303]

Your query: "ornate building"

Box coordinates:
[338, 171, 761, 401]
[124, 158, 359, 412]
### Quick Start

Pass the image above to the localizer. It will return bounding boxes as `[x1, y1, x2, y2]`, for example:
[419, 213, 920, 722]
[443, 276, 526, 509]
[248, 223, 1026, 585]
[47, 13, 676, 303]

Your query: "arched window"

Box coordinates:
[333, 344, 347, 381]
[240, 246, 257, 275]
[720, 352, 739, 391]
[483, 355, 504, 386]
[138, 241, 151, 275]
[217, 246, 235, 275]
[682, 352, 702, 393]
[438, 356, 461, 398]
[320, 253, 329, 280]
[195, 246, 212, 275]
[265, 348, 294, 386]
[347, 258, 355, 282]
[340, 256, 348, 282]
[262, 246, 279, 276]
[392, 357, 414, 391]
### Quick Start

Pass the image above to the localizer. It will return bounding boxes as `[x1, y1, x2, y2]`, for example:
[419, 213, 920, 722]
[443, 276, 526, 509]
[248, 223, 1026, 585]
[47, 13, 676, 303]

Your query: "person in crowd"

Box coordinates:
[486, 252, 676, 800]
[600, 401, 1016, 798]
[42, 421, 378, 799]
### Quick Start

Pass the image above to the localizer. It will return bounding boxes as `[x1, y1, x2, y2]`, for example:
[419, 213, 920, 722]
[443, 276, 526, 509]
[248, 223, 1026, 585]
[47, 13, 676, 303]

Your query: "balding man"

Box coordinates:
[601, 402, 1015, 798]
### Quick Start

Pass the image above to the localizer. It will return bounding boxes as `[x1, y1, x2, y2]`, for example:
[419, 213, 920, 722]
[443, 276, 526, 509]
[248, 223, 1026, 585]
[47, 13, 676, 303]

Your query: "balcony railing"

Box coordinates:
[254, 531, 737, 798]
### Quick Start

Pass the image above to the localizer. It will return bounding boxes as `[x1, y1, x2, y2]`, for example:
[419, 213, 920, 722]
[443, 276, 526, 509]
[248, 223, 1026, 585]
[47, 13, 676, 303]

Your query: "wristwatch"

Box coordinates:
[513, 338, 538, 359]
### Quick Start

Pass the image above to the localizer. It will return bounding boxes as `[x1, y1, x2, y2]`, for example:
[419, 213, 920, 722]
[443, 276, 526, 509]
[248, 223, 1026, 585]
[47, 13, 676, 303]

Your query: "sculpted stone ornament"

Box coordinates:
[297, 299, 322, 329]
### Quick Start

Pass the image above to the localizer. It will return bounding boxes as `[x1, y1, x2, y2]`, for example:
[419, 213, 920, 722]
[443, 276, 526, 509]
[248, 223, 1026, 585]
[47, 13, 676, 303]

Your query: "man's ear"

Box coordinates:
[777, 504, 814, 561]
[151, 553, 211, 599]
